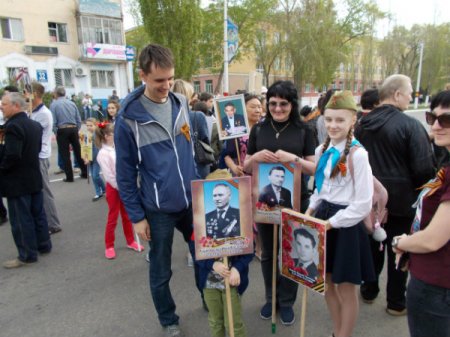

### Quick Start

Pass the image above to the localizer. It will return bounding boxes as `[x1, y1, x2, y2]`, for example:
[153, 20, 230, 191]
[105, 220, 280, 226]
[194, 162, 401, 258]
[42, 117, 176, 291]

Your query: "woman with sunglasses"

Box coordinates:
[392, 90, 450, 337]
[243, 81, 316, 326]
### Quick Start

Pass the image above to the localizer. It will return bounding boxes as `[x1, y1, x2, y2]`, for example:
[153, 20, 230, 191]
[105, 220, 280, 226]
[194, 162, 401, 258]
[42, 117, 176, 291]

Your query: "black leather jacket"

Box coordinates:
[355, 104, 435, 218]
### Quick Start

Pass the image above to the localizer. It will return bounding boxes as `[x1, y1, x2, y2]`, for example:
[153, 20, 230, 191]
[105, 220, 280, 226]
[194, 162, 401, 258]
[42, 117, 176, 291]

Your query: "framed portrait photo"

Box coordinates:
[252, 162, 302, 224]
[192, 176, 253, 260]
[280, 209, 327, 295]
[214, 94, 250, 141]
[79, 124, 93, 162]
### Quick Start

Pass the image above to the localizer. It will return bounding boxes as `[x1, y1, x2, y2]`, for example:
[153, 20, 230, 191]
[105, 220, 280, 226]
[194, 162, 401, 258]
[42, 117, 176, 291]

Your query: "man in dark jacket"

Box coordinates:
[0, 92, 51, 269]
[355, 74, 435, 315]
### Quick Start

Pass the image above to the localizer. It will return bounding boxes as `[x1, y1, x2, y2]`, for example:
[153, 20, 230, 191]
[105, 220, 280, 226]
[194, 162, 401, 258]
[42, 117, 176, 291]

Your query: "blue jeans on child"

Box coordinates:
[146, 207, 193, 327]
[89, 161, 105, 196]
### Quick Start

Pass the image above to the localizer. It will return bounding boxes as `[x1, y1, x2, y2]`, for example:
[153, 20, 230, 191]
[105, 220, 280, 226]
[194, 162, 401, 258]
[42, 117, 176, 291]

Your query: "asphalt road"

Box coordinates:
[0, 136, 413, 337]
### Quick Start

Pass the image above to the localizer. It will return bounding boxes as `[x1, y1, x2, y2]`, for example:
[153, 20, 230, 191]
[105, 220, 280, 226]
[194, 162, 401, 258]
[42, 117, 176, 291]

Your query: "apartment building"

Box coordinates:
[0, 0, 132, 100]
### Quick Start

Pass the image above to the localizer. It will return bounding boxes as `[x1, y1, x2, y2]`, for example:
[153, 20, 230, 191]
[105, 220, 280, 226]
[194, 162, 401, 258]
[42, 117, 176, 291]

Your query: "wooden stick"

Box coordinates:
[234, 138, 241, 167]
[271, 224, 278, 334]
[300, 287, 307, 337]
[223, 256, 235, 337]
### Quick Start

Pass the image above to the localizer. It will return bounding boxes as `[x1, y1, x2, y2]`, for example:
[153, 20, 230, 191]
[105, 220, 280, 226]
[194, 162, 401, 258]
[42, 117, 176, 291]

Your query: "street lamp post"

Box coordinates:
[414, 42, 424, 109]
[223, 0, 229, 96]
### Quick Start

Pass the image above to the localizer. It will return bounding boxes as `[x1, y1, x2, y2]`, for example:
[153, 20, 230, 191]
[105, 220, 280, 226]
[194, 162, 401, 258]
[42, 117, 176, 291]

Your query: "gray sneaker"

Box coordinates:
[165, 325, 183, 337]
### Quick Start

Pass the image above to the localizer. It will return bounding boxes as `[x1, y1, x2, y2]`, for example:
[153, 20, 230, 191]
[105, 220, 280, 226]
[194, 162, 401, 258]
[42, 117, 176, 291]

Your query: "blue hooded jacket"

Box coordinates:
[114, 85, 198, 223]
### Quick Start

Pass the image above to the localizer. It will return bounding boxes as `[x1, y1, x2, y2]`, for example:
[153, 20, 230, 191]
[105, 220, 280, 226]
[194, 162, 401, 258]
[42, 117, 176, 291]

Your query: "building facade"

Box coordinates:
[0, 0, 133, 101]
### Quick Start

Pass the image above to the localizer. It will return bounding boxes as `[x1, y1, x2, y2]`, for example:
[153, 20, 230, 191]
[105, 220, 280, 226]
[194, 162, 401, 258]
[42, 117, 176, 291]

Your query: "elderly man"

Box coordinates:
[0, 92, 51, 268]
[355, 74, 435, 316]
[30, 82, 62, 235]
[205, 183, 240, 239]
[220, 102, 246, 136]
[50, 86, 87, 182]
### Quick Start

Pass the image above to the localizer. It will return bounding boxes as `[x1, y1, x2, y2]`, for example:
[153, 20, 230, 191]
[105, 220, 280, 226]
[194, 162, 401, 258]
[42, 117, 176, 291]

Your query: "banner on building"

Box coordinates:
[227, 18, 238, 63]
[82, 43, 126, 61]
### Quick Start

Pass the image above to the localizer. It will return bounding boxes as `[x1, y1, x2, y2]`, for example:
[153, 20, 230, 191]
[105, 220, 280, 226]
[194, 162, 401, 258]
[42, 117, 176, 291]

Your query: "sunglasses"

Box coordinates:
[425, 111, 450, 128]
[268, 101, 290, 108]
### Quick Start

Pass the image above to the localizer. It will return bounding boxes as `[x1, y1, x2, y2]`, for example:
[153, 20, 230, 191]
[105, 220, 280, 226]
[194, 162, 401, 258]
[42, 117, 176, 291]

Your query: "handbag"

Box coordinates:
[193, 112, 216, 165]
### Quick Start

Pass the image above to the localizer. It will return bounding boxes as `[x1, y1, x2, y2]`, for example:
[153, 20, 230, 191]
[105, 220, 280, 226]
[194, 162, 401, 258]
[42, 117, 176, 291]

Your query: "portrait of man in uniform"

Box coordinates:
[205, 183, 241, 239]
[258, 165, 293, 209]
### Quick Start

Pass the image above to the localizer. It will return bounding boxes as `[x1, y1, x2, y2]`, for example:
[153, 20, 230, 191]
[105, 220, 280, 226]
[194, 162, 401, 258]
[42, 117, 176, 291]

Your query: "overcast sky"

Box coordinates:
[123, 0, 450, 36]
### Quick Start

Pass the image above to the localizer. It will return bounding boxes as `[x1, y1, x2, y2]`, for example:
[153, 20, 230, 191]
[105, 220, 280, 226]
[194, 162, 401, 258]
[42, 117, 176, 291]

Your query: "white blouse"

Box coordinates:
[309, 139, 373, 228]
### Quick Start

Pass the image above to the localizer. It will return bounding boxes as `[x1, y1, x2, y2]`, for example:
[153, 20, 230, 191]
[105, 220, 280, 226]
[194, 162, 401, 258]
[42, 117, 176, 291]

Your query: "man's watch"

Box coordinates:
[391, 236, 401, 249]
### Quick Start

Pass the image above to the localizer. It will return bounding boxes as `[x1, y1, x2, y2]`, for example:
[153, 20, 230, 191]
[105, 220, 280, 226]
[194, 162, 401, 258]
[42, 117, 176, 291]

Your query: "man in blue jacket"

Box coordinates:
[115, 44, 197, 337]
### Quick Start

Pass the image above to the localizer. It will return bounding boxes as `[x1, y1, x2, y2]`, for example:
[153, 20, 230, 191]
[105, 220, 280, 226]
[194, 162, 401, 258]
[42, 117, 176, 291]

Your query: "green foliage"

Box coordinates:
[125, 26, 148, 87]
[278, 0, 384, 94]
[42, 92, 53, 108]
[138, 0, 202, 80]
[378, 23, 450, 95]
[199, 0, 277, 92]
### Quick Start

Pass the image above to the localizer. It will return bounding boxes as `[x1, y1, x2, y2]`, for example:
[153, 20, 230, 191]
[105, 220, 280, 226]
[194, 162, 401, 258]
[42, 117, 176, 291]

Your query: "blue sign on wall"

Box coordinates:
[125, 46, 136, 61]
[36, 70, 48, 83]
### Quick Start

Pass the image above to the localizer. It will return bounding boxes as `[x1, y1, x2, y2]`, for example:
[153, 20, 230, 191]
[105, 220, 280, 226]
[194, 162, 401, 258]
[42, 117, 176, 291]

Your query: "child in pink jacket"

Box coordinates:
[95, 122, 143, 259]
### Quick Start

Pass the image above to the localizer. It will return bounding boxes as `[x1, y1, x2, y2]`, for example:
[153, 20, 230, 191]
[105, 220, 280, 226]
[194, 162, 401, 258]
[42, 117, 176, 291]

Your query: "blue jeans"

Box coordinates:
[7, 191, 52, 262]
[407, 276, 450, 337]
[89, 161, 105, 196]
[147, 207, 193, 327]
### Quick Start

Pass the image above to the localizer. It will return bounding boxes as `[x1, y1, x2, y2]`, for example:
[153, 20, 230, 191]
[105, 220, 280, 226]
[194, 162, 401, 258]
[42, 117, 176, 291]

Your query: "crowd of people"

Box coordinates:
[0, 43, 449, 337]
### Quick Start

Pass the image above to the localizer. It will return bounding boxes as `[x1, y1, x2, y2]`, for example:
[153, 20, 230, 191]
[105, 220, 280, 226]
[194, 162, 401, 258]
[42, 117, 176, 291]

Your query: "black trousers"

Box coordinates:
[257, 222, 298, 307]
[56, 127, 86, 181]
[361, 214, 412, 310]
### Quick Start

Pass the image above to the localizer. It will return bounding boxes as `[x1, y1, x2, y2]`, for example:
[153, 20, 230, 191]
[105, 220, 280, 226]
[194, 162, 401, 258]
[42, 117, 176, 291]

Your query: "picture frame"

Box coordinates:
[252, 162, 302, 224]
[214, 94, 250, 141]
[280, 209, 327, 295]
[78, 124, 93, 162]
[192, 176, 253, 260]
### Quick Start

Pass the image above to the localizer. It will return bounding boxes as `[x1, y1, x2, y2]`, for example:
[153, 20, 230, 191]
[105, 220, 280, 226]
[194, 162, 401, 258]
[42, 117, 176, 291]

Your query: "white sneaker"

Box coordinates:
[187, 252, 193, 267]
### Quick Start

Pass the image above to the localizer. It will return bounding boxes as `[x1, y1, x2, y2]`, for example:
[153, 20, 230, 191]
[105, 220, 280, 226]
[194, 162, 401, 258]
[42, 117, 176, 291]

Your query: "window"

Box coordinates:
[54, 69, 73, 87]
[7, 67, 28, 83]
[1, 17, 24, 41]
[48, 22, 67, 43]
[305, 83, 311, 93]
[285, 55, 292, 71]
[205, 80, 213, 94]
[193, 81, 200, 93]
[80, 16, 122, 45]
[274, 57, 280, 71]
[90, 70, 115, 88]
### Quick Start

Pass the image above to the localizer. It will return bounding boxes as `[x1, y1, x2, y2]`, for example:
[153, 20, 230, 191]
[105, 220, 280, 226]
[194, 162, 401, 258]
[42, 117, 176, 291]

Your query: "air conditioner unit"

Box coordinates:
[74, 66, 87, 77]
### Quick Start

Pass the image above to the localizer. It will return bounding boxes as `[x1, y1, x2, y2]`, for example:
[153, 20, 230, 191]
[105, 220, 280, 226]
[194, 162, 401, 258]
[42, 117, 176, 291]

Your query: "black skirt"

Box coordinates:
[315, 200, 375, 285]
